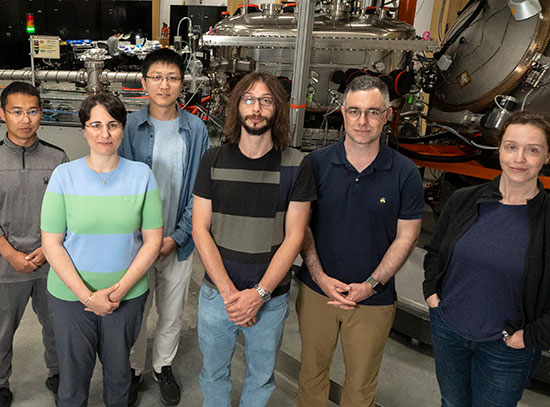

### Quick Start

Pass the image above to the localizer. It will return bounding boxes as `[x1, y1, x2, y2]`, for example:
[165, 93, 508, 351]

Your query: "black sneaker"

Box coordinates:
[128, 368, 142, 407]
[0, 387, 12, 407]
[45, 374, 59, 403]
[153, 366, 181, 406]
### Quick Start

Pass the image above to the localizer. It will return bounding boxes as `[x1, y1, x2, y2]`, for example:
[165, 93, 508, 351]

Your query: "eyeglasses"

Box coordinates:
[85, 121, 123, 132]
[240, 95, 275, 106]
[3, 109, 41, 120]
[343, 108, 388, 121]
[145, 75, 182, 84]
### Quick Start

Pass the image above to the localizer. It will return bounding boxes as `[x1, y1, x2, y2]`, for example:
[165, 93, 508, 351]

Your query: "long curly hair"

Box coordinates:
[223, 72, 290, 151]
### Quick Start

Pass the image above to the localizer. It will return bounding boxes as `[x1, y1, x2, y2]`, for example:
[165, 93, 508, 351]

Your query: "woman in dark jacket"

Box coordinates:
[423, 110, 550, 407]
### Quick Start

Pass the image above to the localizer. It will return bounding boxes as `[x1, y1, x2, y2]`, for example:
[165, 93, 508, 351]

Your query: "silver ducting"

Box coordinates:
[0, 69, 87, 83]
[0, 69, 208, 91]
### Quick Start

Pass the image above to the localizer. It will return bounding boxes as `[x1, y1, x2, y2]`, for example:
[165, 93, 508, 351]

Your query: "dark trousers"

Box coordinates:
[430, 306, 541, 407]
[0, 278, 58, 388]
[48, 292, 147, 407]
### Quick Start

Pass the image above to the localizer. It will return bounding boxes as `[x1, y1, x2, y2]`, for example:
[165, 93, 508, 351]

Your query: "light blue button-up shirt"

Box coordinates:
[119, 106, 210, 261]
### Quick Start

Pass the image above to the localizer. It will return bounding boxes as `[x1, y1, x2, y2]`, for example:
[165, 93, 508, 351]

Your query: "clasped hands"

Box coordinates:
[316, 274, 375, 310]
[84, 283, 125, 316]
[10, 247, 46, 273]
[224, 288, 263, 328]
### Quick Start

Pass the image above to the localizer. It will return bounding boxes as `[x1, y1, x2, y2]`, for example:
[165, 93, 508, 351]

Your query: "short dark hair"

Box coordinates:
[224, 72, 290, 152]
[1, 81, 41, 109]
[141, 48, 185, 79]
[500, 110, 550, 150]
[343, 75, 390, 108]
[79, 93, 127, 128]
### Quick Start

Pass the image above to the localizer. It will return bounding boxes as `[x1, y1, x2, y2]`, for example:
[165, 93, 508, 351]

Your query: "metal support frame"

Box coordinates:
[289, 0, 316, 148]
[202, 35, 438, 52]
[29, 38, 36, 87]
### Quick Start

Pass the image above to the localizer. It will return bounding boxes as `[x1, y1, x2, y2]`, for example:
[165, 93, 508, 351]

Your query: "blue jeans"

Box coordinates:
[198, 284, 289, 407]
[430, 306, 540, 407]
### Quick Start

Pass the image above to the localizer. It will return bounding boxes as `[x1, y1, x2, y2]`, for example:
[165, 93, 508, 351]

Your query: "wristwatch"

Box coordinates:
[366, 276, 385, 293]
[255, 284, 272, 303]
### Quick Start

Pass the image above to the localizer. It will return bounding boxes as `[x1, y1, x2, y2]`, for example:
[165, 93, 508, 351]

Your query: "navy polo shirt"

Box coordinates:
[297, 139, 424, 306]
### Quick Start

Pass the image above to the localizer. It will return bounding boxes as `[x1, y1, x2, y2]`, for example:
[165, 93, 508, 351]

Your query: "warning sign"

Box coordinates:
[30, 36, 60, 59]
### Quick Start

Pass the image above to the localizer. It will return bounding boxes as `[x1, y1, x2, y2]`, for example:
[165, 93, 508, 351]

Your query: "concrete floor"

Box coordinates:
[8, 253, 550, 407]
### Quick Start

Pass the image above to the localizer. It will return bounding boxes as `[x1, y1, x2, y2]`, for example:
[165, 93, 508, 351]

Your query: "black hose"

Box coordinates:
[397, 132, 452, 143]
[434, 0, 487, 60]
[458, 0, 478, 16]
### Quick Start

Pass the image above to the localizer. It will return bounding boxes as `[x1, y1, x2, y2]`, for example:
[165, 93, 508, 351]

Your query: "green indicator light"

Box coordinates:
[26, 13, 35, 34]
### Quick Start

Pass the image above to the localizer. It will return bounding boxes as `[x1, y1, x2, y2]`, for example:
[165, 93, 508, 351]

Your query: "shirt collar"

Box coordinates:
[331, 137, 393, 172]
[136, 104, 191, 130]
[3, 132, 40, 153]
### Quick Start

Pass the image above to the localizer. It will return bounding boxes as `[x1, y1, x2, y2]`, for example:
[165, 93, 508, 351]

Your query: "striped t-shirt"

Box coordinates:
[41, 157, 163, 301]
[193, 144, 316, 294]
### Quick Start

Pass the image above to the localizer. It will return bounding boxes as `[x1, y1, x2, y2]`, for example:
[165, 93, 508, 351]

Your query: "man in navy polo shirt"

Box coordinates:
[296, 75, 424, 407]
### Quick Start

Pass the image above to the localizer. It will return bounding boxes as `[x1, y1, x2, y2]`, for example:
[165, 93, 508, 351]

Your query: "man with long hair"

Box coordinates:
[192, 72, 316, 406]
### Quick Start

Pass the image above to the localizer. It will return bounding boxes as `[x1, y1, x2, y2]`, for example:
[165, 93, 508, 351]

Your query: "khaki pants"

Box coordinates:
[296, 282, 395, 407]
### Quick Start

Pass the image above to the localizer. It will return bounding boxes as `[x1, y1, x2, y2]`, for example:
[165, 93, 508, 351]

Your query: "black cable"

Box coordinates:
[458, 0, 478, 16]
[397, 132, 451, 143]
[434, 0, 487, 60]
[206, 75, 213, 122]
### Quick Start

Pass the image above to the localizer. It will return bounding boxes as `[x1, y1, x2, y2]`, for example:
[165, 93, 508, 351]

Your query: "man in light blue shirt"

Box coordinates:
[119, 48, 209, 407]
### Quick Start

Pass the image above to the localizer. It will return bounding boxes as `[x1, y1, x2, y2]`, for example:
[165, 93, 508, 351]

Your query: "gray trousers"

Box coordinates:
[0, 278, 59, 388]
[48, 292, 147, 407]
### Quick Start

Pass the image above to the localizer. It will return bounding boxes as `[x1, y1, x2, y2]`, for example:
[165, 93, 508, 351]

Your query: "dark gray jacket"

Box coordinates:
[0, 135, 68, 282]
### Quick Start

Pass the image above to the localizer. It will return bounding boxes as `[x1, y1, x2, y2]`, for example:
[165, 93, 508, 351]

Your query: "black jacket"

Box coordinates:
[423, 176, 550, 350]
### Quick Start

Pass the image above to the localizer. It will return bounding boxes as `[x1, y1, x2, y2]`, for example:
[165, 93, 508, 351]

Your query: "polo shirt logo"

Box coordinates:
[380, 197, 387, 204]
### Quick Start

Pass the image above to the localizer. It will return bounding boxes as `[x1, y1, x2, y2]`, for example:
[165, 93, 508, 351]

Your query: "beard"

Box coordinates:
[239, 112, 276, 136]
